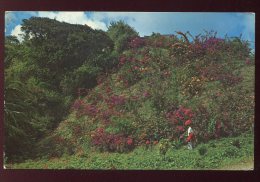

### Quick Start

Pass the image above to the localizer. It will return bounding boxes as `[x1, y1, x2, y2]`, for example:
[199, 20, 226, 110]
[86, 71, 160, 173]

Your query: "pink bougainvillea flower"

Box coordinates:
[184, 119, 192, 126]
[184, 109, 191, 116]
[127, 138, 133, 145]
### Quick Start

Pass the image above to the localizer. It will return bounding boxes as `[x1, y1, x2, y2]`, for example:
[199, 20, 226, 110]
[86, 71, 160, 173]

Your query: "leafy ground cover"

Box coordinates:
[8, 132, 253, 170]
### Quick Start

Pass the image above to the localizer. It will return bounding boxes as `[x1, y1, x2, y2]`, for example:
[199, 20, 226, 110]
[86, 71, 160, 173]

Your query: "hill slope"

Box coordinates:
[37, 33, 255, 159]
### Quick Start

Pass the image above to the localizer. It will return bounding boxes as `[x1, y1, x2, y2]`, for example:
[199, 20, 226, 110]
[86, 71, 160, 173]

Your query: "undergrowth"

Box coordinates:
[9, 132, 253, 170]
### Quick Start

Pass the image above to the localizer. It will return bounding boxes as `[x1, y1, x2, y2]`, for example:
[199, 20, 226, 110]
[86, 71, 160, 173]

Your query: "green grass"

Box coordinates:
[8, 132, 253, 170]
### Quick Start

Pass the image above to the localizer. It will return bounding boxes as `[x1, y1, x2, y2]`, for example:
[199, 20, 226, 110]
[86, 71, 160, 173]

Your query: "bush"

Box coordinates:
[231, 139, 241, 148]
[159, 139, 170, 156]
[223, 146, 240, 158]
[198, 146, 207, 156]
[90, 127, 134, 152]
[107, 21, 139, 53]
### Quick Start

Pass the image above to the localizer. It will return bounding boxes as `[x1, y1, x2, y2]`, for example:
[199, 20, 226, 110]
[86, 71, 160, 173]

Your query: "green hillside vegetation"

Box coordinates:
[9, 133, 253, 169]
[4, 17, 254, 169]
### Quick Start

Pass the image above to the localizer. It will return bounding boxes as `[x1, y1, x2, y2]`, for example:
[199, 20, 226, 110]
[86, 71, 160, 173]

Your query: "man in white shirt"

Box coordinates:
[185, 119, 194, 150]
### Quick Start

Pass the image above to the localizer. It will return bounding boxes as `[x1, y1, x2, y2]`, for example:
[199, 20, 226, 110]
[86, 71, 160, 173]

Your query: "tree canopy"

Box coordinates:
[4, 17, 116, 161]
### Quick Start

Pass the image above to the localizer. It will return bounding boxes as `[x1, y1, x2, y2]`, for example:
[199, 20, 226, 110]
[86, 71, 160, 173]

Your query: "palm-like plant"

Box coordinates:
[4, 78, 37, 160]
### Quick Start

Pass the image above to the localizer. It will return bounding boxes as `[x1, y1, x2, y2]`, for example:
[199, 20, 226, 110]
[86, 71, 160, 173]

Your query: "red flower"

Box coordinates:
[175, 112, 181, 118]
[127, 138, 133, 145]
[184, 120, 192, 126]
[146, 140, 150, 145]
[183, 109, 191, 116]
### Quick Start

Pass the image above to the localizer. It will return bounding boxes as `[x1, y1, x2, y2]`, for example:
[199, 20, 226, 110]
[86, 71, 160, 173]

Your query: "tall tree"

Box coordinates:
[107, 20, 139, 53]
[4, 17, 115, 161]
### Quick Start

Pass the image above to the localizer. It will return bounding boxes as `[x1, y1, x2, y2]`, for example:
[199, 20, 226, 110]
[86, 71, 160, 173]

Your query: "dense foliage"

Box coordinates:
[107, 20, 139, 53]
[4, 18, 254, 166]
[46, 31, 254, 157]
[9, 133, 253, 169]
[4, 17, 115, 161]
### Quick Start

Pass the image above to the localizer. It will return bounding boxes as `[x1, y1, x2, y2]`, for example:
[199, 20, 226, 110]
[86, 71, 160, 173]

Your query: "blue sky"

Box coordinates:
[5, 11, 255, 50]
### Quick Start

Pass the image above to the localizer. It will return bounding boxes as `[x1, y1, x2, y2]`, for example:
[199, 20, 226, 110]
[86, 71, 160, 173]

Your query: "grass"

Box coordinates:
[8, 132, 253, 170]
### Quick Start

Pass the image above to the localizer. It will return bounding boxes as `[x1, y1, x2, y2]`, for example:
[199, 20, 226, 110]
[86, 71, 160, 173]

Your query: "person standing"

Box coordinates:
[185, 120, 194, 150]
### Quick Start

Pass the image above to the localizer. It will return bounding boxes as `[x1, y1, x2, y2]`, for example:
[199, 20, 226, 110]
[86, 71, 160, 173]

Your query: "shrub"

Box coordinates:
[128, 37, 146, 49]
[198, 146, 207, 156]
[159, 139, 170, 156]
[171, 139, 183, 149]
[90, 127, 134, 152]
[107, 20, 139, 53]
[231, 139, 241, 148]
[223, 146, 240, 158]
[165, 106, 194, 140]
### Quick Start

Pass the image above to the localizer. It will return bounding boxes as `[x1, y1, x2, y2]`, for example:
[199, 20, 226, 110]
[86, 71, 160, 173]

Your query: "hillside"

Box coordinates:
[4, 18, 254, 169]
[38, 32, 254, 159]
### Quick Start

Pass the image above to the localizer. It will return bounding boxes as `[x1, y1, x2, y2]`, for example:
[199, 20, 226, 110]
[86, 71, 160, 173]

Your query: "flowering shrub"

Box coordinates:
[71, 99, 99, 118]
[166, 106, 194, 140]
[199, 64, 243, 86]
[128, 37, 146, 49]
[105, 95, 126, 107]
[182, 76, 204, 97]
[71, 99, 85, 111]
[59, 30, 254, 156]
[166, 106, 193, 125]
[202, 37, 225, 52]
[147, 33, 177, 48]
[90, 127, 134, 152]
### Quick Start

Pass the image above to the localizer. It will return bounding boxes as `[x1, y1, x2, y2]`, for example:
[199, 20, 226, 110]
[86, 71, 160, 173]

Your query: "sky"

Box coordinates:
[5, 11, 255, 50]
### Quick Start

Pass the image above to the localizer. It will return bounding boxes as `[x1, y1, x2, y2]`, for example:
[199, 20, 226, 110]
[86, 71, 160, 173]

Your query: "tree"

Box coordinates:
[4, 17, 116, 161]
[21, 17, 114, 91]
[4, 78, 41, 161]
[107, 20, 139, 53]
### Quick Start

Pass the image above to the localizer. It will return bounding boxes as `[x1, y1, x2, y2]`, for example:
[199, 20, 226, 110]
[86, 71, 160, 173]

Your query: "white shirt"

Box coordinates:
[188, 127, 193, 136]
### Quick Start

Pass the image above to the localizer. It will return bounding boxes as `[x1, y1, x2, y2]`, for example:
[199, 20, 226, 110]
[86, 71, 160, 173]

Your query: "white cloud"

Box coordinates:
[37, 11, 107, 30]
[11, 24, 24, 42]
